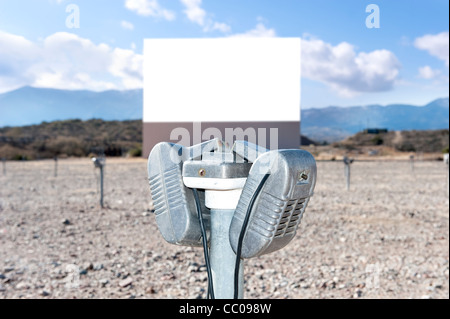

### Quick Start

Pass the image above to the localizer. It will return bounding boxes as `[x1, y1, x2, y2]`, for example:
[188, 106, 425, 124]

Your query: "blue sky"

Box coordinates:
[0, 0, 448, 108]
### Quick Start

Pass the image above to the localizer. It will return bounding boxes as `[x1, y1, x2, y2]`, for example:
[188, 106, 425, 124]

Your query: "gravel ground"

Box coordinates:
[0, 158, 448, 299]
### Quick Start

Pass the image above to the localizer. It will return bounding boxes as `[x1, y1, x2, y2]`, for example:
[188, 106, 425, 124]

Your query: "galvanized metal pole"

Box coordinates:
[343, 156, 352, 191]
[446, 154, 449, 196]
[92, 157, 105, 208]
[100, 165, 104, 208]
[54, 156, 58, 177]
[210, 208, 244, 299]
[345, 163, 351, 191]
[410, 155, 415, 172]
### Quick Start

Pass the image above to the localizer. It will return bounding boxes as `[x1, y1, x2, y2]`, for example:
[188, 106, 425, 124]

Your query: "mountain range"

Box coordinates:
[301, 98, 449, 142]
[0, 86, 143, 127]
[0, 86, 448, 142]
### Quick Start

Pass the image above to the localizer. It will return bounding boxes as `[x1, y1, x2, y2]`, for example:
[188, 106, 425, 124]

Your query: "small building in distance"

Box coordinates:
[363, 128, 389, 134]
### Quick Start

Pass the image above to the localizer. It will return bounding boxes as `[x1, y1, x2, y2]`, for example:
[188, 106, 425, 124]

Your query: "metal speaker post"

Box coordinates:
[92, 157, 106, 208]
[183, 151, 250, 299]
[54, 156, 58, 177]
[445, 153, 449, 196]
[343, 156, 354, 191]
[147, 139, 317, 299]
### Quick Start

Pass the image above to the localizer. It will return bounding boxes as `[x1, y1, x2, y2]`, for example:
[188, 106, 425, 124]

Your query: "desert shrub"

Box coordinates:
[396, 143, 416, 152]
[46, 136, 86, 157]
[371, 135, 384, 145]
[12, 154, 30, 161]
[128, 145, 142, 157]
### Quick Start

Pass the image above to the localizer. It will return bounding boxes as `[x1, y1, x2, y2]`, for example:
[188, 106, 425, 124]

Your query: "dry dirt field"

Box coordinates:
[0, 158, 448, 299]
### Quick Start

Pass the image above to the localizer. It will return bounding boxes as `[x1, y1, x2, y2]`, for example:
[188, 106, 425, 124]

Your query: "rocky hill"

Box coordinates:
[335, 129, 449, 153]
[0, 119, 142, 160]
[1, 118, 448, 160]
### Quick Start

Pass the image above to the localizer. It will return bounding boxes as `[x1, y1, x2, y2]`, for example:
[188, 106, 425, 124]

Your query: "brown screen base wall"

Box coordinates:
[143, 121, 301, 158]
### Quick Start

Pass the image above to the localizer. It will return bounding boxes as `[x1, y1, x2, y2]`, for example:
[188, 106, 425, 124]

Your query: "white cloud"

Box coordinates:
[0, 30, 143, 93]
[179, 0, 230, 33]
[125, 0, 175, 21]
[209, 22, 231, 33]
[180, 0, 206, 26]
[230, 23, 277, 38]
[109, 48, 144, 89]
[228, 24, 400, 96]
[121, 20, 135, 30]
[0, 31, 40, 92]
[0, 27, 403, 98]
[414, 31, 449, 67]
[301, 37, 401, 97]
[418, 65, 442, 79]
